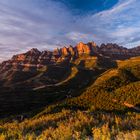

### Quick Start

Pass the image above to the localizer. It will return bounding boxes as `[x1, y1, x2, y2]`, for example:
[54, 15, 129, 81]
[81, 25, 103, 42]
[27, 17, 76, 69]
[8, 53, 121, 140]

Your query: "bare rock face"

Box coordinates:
[0, 41, 140, 90]
[60, 47, 70, 56]
[12, 54, 26, 61]
[99, 43, 140, 59]
[16, 54, 26, 61]
[0, 41, 140, 75]
[87, 41, 98, 54]
[76, 42, 91, 55]
[29, 48, 41, 55]
[0, 42, 98, 77]
[130, 46, 140, 54]
[38, 51, 52, 64]
[68, 45, 75, 56]
[53, 48, 61, 57]
[12, 48, 41, 64]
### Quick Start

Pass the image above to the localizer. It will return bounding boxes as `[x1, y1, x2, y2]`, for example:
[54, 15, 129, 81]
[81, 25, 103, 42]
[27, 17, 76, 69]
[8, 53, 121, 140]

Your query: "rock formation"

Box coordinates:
[0, 41, 140, 74]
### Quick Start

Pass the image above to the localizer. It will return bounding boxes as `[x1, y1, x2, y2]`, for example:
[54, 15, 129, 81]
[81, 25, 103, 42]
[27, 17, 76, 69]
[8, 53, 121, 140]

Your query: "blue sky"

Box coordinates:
[0, 0, 140, 61]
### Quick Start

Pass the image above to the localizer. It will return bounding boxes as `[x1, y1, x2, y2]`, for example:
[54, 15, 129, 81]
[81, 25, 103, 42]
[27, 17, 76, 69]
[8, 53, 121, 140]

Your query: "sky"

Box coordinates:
[0, 0, 140, 61]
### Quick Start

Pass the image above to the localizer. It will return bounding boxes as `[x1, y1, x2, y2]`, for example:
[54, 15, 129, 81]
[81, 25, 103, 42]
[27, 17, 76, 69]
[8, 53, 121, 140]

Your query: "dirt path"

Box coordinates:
[112, 99, 140, 111]
[33, 67, 78, 91]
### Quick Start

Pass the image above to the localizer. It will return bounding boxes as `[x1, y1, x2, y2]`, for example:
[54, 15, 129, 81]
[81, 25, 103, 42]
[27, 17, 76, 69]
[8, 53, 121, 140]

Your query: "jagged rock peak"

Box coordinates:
[28, 48, 41, 54]
[60, 47, 70, 56]
[53, 48, 61, 56]
[87, 41, 97, 47]
[100, 43, 126, 50]
[68, 45, 75, 55]
[2, 41, 140, 67]
[76, 42, 91, 54]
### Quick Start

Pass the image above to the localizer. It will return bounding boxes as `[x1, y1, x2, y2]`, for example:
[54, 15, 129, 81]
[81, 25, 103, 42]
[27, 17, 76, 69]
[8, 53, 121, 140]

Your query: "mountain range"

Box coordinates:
[0, 42, 140, 89]
[0, 41, 140, 117]
[0, 41, 140, 139]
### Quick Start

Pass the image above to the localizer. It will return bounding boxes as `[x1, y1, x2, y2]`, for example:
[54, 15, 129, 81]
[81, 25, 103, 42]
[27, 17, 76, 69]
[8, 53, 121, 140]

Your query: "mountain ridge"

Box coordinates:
[1, 41, 140, 66]
[0, 41, 140, 90]
[0, 41, 140, 120]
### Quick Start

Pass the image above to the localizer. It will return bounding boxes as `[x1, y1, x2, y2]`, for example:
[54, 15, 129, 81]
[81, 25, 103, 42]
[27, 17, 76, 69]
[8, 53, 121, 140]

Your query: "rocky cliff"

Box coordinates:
[1, 41, 140, 70]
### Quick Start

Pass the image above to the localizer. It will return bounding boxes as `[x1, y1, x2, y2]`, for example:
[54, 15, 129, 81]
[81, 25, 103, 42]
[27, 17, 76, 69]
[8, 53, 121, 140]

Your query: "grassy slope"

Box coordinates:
[0, 55, 110, 117]
[0, 57, 140, 139]
[58, 57, 140, 112]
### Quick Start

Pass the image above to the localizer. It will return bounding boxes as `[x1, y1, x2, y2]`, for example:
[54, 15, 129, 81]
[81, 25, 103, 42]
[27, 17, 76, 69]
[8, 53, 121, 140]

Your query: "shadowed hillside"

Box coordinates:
[0, 42, 140, 139]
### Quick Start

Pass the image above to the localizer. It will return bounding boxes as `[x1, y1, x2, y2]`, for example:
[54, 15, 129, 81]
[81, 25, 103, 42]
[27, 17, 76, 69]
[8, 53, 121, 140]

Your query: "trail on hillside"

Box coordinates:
[33, 67, 78, 91]
[112, 99, 140, 112]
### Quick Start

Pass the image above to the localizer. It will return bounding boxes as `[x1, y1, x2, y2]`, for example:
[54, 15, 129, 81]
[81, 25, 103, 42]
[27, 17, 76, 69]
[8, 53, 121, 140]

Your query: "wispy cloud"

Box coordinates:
[102, 0, 134, 14]
[0, 0, 139, 61]
[87, 0, 140, 47]
[0, 0, 74, 59]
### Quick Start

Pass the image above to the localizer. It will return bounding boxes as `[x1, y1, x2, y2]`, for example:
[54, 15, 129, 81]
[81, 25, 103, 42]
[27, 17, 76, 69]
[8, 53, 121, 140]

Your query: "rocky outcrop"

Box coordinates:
[0, 41, 140, 74]
[0, 40, 140, 91]
[12, 48, 41, 64]
[38, 51, 52, 64]
[87, 42, 98, 54]
[68, 45, 75, 56]
[76, 42, 91, 55]
[60, 47, 70, 56]
[129, 46, 140, 54]
[99, 43, 140, 59]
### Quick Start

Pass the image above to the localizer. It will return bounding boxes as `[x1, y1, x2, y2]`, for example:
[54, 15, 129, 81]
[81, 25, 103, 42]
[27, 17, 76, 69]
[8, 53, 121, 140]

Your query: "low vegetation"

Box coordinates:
[0, 57, 140, 139]
[0, 109, 140, 140]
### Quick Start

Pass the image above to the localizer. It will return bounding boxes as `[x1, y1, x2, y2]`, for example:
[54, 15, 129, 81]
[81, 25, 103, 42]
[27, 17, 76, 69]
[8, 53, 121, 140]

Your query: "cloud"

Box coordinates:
[101, 0, 134, 14]
[0, 0, 75, 59]
[0, 0, 140, 61]
[66, 32, 91, 42]
[83, 0, 140, 46]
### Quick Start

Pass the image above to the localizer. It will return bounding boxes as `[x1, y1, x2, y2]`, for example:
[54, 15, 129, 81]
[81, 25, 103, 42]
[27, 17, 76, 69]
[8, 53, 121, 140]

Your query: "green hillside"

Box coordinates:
[0, 56, 140, 139]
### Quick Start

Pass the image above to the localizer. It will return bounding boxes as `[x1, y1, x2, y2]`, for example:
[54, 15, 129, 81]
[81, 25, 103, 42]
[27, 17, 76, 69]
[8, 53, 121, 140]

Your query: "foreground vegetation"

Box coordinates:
[0, 109, 140, 140]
